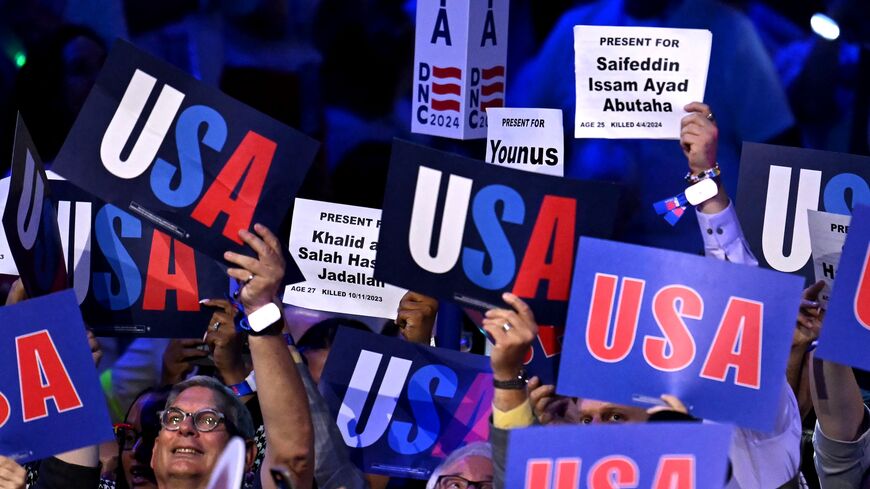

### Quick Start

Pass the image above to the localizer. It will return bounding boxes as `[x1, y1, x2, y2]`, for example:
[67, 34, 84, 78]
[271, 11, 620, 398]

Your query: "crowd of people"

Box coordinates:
[0, 0, 868, 488]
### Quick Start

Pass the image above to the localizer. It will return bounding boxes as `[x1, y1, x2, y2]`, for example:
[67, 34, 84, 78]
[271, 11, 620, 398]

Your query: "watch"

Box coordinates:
[493, 369, 528, 390]
[241, 302, 282, 333]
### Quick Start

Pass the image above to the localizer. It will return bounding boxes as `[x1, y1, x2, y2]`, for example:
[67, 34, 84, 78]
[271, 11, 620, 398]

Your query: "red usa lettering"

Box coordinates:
[0, 330, 84, 428]
[525, 455, 695, 489]
[585, 273, 763, 389]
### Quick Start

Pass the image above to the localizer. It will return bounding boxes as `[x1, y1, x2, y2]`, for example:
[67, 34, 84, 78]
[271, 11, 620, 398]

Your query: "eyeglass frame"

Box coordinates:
[158, 407, 228, 433]
[436, 475, 494, 489]
[113, 423, 142, 451]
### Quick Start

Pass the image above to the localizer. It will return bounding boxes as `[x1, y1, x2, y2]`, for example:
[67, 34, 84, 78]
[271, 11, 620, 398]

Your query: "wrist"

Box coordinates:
[220, 365, 251, 386]
[696, 184, 729, 214]
[492, 365, 524, 382]
[242, 299, 274, 315]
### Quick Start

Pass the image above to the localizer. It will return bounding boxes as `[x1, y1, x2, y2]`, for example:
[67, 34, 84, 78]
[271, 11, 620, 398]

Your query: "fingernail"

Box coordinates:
[199, 299, 210, 304]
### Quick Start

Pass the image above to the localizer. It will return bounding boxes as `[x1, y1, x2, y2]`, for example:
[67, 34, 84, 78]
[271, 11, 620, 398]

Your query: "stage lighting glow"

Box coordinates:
[811, 13, 840, 41]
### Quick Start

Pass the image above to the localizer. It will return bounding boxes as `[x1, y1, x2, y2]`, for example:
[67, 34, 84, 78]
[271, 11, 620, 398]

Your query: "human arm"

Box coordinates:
[295, 349, 369, 489]
[202, 299, 251, 388]
[481, 293, 539, 489]
[810, 357, 865, 443]
[682, 102, 758, 266]
[787, 281, 824, 418]
[224, 224, 314, 489]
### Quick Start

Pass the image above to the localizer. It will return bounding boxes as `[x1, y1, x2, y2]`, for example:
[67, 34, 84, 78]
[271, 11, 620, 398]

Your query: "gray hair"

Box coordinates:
[165, 375, 255, 440]
[426, 442, 493, 489]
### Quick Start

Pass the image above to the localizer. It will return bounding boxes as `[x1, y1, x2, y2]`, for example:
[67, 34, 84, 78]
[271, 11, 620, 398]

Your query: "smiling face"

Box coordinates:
[150, 386, 231, 488]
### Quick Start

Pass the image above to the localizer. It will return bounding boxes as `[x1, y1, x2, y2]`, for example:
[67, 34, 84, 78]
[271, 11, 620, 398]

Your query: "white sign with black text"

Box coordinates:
[485, 108, 563, 177]
[807, 210, 851, 309]
[282, 199, 407, 319]
[573, 25, 712, 139]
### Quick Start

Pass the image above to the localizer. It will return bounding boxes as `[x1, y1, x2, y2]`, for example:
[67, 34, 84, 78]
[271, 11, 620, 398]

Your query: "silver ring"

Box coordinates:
[502, 322, 512, 333]
[211, 321, 221, 332]
[245, 274, 255, 285]
[706, 112, 715, 122]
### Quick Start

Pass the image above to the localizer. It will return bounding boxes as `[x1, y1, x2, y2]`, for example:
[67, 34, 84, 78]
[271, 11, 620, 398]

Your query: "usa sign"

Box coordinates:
[736, 142, 869, 281]
[0, 290, 113, 463]
[52, 40, 319, 270]
[376, 140, 621, 382]
[815, 205, 870, 371]
[0, 176, 227, 337]
[558, 238, 803, 432]
[505, 422, 732, 489]
[1, 114, 67, 298]
[320, 327, 493, 479]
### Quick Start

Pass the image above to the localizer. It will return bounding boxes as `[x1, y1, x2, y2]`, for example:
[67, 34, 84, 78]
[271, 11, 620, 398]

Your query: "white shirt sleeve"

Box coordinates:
[695, 200, 759, 267]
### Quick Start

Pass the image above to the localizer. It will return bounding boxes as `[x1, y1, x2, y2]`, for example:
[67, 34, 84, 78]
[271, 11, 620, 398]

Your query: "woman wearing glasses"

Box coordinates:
[113, 386, 171, 489]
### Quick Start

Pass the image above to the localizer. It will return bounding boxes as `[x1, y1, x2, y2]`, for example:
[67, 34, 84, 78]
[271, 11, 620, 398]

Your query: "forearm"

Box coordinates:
[695, 182, 729, 215]
[249, 332, 314, 488]
[811, 356, 866, 441]
[786, 342, 810, 397]
[297, 355, 368, 489]
[492, 386, 528, 413]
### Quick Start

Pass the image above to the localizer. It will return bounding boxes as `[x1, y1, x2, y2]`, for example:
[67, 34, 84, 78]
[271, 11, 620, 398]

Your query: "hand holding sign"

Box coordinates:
[396, 291, 439, 344]
[202, 299, 247, 385]
[224, 224, 285, 314]
[795, 280, 824, 349]
[484, 293, 538, 382]
[161, 338, 208, 385]
[680, 102, 718, 174]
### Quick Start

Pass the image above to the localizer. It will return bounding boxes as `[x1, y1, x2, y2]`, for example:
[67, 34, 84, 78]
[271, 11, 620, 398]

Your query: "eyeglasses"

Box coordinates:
[159, 407, 226, 433]
[436, 475, 493, 489]
[114, 423, 141, 451]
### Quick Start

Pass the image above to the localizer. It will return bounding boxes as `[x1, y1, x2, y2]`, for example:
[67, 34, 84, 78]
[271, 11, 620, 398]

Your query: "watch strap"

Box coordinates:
[493, 370, 528, 390]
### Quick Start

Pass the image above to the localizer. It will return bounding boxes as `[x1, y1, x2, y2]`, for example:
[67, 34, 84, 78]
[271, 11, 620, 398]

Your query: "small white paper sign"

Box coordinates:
[573, 25, 712, 139]
[808, 210, 851, 309]
[485, 108, 564, 177]
[282, 199, 407, 319]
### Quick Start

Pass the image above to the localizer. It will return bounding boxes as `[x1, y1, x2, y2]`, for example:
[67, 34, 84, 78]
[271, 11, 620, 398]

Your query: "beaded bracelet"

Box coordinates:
[684, 163, 720, 185]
